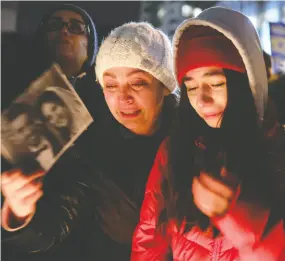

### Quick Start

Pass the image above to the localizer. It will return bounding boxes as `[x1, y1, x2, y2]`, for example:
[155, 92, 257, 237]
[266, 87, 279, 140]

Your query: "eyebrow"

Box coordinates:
[183, 71, 225, 82]
[103, 72, 116, 79]
[103, 69, 148, 79]
[126, 69, 146, 77]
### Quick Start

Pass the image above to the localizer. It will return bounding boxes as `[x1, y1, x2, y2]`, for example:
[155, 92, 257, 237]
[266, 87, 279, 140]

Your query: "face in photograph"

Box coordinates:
[9, 112, 41, 147]
[40, 100, 70, 129]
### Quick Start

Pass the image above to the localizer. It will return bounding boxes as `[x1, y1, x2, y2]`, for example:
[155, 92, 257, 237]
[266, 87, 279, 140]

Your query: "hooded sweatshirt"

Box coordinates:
[172, 6, 268, 121]
[131, 7, 285, 261]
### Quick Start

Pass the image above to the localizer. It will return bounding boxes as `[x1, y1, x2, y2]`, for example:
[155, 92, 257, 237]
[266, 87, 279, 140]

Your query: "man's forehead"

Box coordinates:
[50, 10, 84, 23]
[11, 113, 29, 126]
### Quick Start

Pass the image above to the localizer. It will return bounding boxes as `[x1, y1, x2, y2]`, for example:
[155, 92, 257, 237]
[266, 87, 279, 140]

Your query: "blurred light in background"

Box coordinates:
[216, 1, 285, 55]
[1, 2, 18, 32]
[181, 4, 192, 17]
[248, 16, 258, 28]
[260, 22, 271, 54]
[140, 1, 216, 39]
[193, 7, 202, 17]
[140, 0, 285, 54]
[265, 8, 279, 23]
[158, 1, 186, 37]
[261, 1, 283, 55]
[157, 8, 166, 20]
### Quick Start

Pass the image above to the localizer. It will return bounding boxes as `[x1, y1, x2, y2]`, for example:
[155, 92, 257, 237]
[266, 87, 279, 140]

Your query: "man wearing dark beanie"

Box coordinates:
[20, 3, 109, 122]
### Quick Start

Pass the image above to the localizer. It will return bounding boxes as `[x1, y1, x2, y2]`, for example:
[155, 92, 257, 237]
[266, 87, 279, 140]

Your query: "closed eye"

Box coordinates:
[105, 85, 117, 90]
[211, 83, 225, 87]
[131, 82, 148, 90]
[186, 86, 198, 92]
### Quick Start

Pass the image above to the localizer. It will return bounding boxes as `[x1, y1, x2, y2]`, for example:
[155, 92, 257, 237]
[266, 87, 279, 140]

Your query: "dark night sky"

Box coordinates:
[16, 1, 142, 42]
[13, 1, 217, 40]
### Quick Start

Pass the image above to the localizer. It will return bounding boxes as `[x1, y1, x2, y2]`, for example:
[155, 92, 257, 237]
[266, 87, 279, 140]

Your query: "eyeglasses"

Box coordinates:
[46, 17, 88, 35]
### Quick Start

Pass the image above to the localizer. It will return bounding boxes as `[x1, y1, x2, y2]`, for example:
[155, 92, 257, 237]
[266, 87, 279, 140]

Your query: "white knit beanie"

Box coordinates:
[95, 22, 177, 92]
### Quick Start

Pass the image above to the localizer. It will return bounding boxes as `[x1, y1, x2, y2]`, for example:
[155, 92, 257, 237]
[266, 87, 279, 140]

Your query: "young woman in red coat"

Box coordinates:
[131, 7, 285, 261]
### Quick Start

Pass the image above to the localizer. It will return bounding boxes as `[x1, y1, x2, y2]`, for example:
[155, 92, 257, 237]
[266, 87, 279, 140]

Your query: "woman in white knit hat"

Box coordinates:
[1, 22, 179, 261]
[80, 23, 179, 259]
[95, 21, 178, 136]
[87, 22, 179, 260]
[132, 7, 285, 261]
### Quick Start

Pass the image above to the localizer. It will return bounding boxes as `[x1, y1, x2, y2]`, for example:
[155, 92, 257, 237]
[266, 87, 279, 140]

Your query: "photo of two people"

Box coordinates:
[1, 64, 93, 174]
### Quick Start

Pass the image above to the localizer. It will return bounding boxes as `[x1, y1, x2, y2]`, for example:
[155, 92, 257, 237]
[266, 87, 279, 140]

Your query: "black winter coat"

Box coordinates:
[2, 91, 180, 261]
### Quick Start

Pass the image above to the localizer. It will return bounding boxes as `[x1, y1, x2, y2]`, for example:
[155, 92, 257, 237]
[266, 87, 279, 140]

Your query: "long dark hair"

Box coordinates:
[158, 69, 276, 232]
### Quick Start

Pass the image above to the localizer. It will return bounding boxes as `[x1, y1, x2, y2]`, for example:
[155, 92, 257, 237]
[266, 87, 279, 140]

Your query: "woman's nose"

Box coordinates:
[118, 86, 133, 104]
[196, 86, 213, 108]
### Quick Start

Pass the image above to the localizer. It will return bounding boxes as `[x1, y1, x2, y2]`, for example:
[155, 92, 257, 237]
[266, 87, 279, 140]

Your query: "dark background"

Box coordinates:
[1, 1, 142, 109]
[16, 1, 141, 40]
[2, 1, 217, 110]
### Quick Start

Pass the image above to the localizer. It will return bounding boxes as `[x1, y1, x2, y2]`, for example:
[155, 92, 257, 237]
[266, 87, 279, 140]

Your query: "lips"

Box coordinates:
[203, 112, 222, 119]
[120, 110, 141, 118]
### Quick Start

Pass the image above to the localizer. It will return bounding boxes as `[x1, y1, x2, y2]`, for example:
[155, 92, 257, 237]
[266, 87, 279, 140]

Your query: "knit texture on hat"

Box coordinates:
[95, 22, 177, 92]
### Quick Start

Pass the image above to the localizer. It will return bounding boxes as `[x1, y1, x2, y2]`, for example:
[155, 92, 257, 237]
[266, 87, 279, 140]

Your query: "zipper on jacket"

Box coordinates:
[210, 238, 222, 261]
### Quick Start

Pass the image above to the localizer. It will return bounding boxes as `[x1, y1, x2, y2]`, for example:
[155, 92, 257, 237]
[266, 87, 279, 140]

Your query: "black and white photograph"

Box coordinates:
[1, 63, 93, 173]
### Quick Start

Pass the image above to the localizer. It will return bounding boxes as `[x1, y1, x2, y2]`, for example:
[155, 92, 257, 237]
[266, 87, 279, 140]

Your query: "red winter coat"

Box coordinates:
[131, 137, 285, 261]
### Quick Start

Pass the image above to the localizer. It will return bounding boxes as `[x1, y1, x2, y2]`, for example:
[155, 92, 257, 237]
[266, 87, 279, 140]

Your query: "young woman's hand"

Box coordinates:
[1, 169, 44, 222]
[192, 169, 239, 217]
